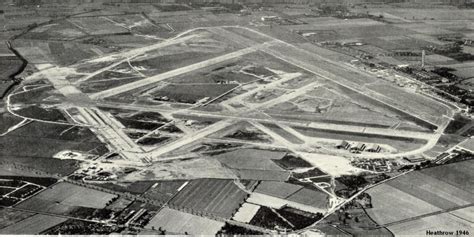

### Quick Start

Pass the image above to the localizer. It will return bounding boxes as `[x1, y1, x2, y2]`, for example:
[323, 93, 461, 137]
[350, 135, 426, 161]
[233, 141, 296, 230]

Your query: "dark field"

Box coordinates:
[79, 77, 143, 93]
[0, 176, 57, 187]
[0, 56, 23, 80]
[0, 112, 23, 134]
[14, 106, 68, 123]
[273, 153, 313, 170]
[0, 122, 107, 175]
[249, 206, 292, 230]
[137, 136, 171, 146]
[0, 187, 14, 196]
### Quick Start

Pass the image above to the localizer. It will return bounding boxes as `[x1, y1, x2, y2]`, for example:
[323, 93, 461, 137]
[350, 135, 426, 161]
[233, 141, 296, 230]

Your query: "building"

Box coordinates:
[366, 144, 381, 153]
[350, 143, 366, 153]
[336, 140, 351, 150]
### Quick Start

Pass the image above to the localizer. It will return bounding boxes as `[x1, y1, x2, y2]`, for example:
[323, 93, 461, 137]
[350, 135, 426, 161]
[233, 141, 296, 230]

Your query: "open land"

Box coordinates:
[0, 1, 472, 235]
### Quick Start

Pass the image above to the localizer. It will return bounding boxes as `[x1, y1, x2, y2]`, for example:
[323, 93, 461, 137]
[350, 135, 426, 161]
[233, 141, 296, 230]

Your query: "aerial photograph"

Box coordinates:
[0, 0, 473, 235]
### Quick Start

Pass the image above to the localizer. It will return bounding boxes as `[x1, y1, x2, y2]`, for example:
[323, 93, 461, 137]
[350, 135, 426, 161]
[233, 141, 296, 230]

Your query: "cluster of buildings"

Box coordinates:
[351, 158, 397, 172]
[336, 141, 382, 154]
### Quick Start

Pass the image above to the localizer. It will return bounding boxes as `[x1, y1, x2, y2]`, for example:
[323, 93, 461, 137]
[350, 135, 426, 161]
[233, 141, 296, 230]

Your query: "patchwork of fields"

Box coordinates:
[366, 160, 474, 234]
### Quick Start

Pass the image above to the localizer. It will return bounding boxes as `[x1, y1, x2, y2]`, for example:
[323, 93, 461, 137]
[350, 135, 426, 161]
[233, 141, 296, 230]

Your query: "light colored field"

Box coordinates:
[232, 169, 290, 181]
[364, 8, 474, 21]
[286, 188, 329, 210]
[232, 203, 261, 223]
[0, 214, 66, 234]
[286, 18, 384, 31]
[450, 206, 474, 222]
[299, 153, 362, 177]
[366, 183, 441, 225]
[246, 192, 326, 214]
[388, 212, 474, 236]
[366, 83, 450, 124]
[17, 182, 117, 210]
[387, 171, 474, 209]
[459, 138, 474, 152]
[420, 160, 474, 193]
[145, 207, 225, 235]
[254, 181, 303, 199]
[69, 17, 129, 35]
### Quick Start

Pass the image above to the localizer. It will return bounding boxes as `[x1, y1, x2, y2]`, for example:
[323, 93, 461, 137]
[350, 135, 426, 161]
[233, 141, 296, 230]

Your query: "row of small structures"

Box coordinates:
[336, 141, 381, 153]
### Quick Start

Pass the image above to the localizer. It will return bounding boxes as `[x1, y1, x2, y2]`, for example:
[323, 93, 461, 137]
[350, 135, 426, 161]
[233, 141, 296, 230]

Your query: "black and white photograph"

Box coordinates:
[0, 0, 473, 235]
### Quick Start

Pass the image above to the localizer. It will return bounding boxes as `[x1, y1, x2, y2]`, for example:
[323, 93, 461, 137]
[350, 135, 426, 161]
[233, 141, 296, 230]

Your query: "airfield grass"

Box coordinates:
[150, 84, 238, 104]
[14, 105, 68, 123]
[0, 112, 23, 134]
[80, 77, 144, 93]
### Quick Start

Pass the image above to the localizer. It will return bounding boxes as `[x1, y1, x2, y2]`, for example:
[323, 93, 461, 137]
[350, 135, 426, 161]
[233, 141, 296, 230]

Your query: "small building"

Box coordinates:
[261, 15, 279, 21]
[403, 156, 426, 163]
[336, 140, 351, 150]
[366, 144, 381, 153]
[351, 143, 366, 152]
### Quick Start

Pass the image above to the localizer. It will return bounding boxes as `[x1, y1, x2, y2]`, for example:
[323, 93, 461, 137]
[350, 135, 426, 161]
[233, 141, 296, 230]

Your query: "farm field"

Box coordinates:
[17, 182, 117, 214]
[420, 159, 474, 192]
[0, 214, 67, 234]
[386, 172, 474, 209]
[365, 162, 473, 228]
[0, 208, 35, 229]
[387, 212, 473, 236]
[254, 181, 329, 211]
[143, 180, 187, 203]
[254, 181, 303, 199]
[145, 207, 225, 235]
[168, 179, 247, 218]
[365, 183, 441, 225]
[232, 203, 260, 223]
